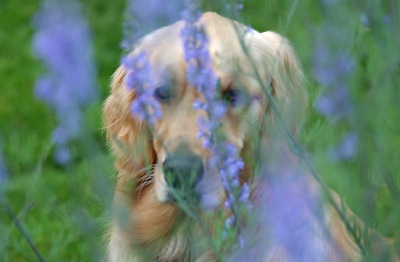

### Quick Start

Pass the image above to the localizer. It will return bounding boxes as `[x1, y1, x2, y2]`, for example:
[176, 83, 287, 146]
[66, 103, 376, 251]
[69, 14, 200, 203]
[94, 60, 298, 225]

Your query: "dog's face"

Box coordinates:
[104, 12, 306, 210]
[148, 41, 266, 207]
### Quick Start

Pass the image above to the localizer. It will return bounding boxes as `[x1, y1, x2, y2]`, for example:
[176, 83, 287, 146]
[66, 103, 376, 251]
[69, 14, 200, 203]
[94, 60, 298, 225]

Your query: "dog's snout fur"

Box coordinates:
[163, 151, 204, 201]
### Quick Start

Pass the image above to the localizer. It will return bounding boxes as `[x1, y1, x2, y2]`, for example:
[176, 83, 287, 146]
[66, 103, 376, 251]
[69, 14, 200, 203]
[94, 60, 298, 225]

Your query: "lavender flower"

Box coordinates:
[239, 183, 250, 203]
[314, 84, 353, 118]
[263, 175, 326, 261]
[181, 1, 229, 154]
[313, 0, 359, 160]
[313, 42, 354, 119]
[232, 144, 337, 261]
[226, 0, 244, 17]
[359, 12, 390, 28]
[0, 157, 7, 185]
[360, 13, 369, 27]
[225, 215, 236, 228]
[0, 136, 8, 188]
[313, 0, 356, 120]
[33, 0, 98, 165]
[122, 52, 162, 125]
[181, 0, 250, 250]
[329, 131, 359, 161]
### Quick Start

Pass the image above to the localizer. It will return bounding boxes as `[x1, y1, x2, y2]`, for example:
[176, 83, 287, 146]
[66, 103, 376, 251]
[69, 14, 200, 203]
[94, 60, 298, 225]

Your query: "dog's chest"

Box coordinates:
[157, 231, 216, 262]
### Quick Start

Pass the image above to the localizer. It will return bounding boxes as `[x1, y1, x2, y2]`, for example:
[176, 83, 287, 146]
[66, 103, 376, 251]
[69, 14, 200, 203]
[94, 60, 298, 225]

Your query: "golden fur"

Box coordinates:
[103, 12, 395, 261]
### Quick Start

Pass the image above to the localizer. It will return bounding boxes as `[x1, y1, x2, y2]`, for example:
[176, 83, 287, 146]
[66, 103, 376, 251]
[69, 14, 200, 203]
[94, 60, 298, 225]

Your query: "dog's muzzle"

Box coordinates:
[163, 151, 204, 203]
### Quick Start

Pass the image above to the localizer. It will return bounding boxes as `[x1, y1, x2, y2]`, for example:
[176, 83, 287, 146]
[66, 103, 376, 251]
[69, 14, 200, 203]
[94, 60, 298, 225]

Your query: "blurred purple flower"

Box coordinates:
[313, 0, 356, 121]
[359, 13, 390, 28]
[263, 176, 325, 261]
[360, 13, 369, 27]
[122, 0, 182, 49]
[239, 183, 250, 203]
[0, 136, 8, 187]
[53, 145, 72, 165]
[314, 85, 353, 119]
[313, 45, 354, 87]
[313, 1, 360, 161]
[329, 131, 359, 161]
[33, 0, 98, 165]
[225, 215, 235, 228]
[232, 144, 342, 261]
[226, 0, 244, 16]
[0, 159, 8, 185]
[122, 52, 162, 125]
[313, 42, 354, 119]
[382, 15, 390, 24]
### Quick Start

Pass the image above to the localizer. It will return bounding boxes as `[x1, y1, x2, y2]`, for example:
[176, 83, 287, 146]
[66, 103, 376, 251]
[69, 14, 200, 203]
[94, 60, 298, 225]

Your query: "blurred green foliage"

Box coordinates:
[0, 0, 399, 260]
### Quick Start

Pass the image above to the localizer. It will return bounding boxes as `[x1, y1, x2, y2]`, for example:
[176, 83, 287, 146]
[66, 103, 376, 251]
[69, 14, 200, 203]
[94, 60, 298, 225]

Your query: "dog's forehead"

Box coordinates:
[138, 13, 260, 60]
[133, 12, 267, 93]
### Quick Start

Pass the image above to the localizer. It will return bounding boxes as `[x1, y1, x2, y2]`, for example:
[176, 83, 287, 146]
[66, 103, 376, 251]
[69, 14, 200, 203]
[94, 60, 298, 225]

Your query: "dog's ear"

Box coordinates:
[103, 65, 156, 189]
[260, 31, 308, 135]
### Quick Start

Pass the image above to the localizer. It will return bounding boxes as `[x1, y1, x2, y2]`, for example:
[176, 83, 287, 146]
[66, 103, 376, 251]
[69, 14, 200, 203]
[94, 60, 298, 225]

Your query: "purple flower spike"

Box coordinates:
[329, 131, 359, 161]
[225, 215, 236, 228]
[313, 34, 354, 120]
[239, 183, 250, 203]
[312, 1, 360, 161]
[265, 173, 327, 261]
[181, 0, 249, 247]
[33, 0, 98, 165]
[53, 146, 72, 165]
[123, 52, 162, 125]
[233, 144, 332, 261]
[0, 136, 8, 187]
[226, 0, 244, 17]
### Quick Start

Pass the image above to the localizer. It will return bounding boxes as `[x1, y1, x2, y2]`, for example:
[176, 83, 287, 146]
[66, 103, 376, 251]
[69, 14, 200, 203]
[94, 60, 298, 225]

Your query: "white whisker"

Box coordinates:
[136, 164, 156, 198]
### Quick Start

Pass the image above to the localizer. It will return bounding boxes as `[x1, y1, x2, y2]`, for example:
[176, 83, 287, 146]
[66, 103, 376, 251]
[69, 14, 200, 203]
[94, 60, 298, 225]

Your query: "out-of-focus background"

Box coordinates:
[1, 0, 399, 260]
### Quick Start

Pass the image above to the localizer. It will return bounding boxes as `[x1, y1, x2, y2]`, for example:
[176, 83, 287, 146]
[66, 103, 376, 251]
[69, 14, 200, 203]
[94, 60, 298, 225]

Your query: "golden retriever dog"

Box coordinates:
[103, 12, 395, 261]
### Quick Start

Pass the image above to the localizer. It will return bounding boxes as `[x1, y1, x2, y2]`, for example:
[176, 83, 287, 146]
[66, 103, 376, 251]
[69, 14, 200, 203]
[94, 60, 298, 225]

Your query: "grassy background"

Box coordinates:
[0, 0, 124, 260]
[1, 0, 399, 260]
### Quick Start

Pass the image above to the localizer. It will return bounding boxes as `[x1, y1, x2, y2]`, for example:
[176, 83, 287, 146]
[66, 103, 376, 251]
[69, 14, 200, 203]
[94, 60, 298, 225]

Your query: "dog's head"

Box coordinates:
[104, 12, 306, 209]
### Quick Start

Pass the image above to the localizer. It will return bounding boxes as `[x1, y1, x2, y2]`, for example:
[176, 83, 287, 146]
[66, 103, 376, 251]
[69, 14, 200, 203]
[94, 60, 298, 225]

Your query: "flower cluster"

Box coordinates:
[122, 52, 162, 125]
[233, 144, 329, 261]
[33, 0, 98, 165]
[263, 170, 326, 261]
[313, 43, 354, 119]
[181, 0, 249, 248]
[313, 0, 358, 160]
[226, 0, 244, 17]
[360, 12, 390, 28]
[209, 144, 250, 210]
[0, 136, 8, 188]
[329, 131, 358, 161]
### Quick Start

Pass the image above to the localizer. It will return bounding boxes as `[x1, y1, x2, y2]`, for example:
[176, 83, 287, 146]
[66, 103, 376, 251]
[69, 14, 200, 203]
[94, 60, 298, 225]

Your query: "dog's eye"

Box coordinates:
[154, 86, 171, 102]
[222, 89, 240, 106]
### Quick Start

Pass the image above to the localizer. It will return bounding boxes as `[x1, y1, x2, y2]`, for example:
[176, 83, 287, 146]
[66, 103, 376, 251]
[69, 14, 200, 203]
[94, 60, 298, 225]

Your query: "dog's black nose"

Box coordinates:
[163, 152, 204, 201]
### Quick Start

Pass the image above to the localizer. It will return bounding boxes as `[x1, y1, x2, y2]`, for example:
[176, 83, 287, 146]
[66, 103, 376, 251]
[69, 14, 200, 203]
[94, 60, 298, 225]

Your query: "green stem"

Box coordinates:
[1, 200, 46, 262]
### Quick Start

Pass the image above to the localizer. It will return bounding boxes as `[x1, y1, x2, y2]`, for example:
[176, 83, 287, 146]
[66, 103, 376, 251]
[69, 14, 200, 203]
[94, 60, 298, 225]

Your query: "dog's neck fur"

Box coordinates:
[109, 180, 217, 262]
[157, 227, 216, 262]
[109, 216, 216, 262]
